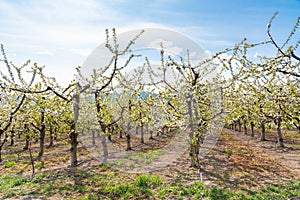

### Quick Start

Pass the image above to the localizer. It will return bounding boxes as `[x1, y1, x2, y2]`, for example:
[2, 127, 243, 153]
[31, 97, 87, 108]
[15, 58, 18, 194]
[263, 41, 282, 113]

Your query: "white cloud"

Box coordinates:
[148, 39, 183, 55]
[0, 0, 120, 47]
[34, 50, 54, 56]
[0, 0, 123, 87]
[148, 39, 173, 48]
[68, 48, 92, 57]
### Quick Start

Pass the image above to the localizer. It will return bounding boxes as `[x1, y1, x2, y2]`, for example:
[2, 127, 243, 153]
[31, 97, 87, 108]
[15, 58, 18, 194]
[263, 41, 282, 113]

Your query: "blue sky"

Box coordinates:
[0, 0, 299, 85]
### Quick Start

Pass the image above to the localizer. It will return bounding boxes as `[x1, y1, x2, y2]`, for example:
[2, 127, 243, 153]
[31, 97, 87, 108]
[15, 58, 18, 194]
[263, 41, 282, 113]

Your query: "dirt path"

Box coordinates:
[224, 128, 300, 178]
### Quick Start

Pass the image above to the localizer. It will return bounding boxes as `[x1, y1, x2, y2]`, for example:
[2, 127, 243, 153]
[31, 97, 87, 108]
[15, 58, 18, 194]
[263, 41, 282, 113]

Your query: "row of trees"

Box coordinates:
[225, 13, 300, 147]
[0, 13, 299, 174]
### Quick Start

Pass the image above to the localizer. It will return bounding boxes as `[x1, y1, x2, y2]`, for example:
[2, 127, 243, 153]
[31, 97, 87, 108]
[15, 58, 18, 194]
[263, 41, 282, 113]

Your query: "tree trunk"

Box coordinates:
[28, 145, 35, 179]
[156, 129, 160, 136]
[38, 110, 46, 159]
[0, 132, 7, 163]
[108, 133, 112, 142]
[146, 123, 149, 134]
[243, 120, 247, 135]
[23, 124, 30, 150]
[70, 128, 78, 167]
[250, 121, 255, 137]
[24, 135, 29, 150]
[187, 95, 198, 168]
[135, 126, 139, 135]
[38, 129, 45, 158]
[149, 130, 153, 140]
[238, 119, 242, 132]
[0, 145, 2, 163]
[92, 130, 96, 146]
[70, 129, 80, 185]
[101, 134, 108, 165]
[141, 125, 144, 144]
[70, 93, 80, 168]
[234, 122, 238, 131]
[190, 144, 198, 168]
[48, 125, 54, 147]
[260, 122, 266, 141]
[277, 117, 284, 147]
[126, 134, 131, 151]
[54, 127, 58, 141]
[9, 129, 15, 146]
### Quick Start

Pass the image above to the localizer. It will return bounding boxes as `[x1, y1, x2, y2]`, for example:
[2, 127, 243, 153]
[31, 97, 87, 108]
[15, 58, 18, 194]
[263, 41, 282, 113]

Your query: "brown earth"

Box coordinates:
[1, 128, 300, 199]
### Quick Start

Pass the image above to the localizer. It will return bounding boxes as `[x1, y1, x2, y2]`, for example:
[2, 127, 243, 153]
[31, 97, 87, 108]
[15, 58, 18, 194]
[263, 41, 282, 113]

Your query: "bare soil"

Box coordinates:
[1, 127, 300, 197]
[223, 128, 300, 178]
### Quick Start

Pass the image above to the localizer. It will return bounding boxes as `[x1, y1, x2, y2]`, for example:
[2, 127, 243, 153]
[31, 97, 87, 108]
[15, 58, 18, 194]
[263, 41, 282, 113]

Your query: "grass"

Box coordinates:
[107, 149, 167, 171]
[0, 170, 299, 199]
[291, 143, 300, 150]
[4, 161, 17, 168]
[135, 174, 163, 188]
[36, 161, 45, 170]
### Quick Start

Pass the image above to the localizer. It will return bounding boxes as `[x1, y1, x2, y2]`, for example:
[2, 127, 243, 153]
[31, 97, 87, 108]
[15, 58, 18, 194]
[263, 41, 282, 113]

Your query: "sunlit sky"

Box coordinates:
[1, 0, 299, 85]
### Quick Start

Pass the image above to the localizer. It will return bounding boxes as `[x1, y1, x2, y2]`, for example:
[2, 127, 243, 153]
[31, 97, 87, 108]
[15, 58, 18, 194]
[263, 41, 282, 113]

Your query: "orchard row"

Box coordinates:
[0, 14, 299, 173]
